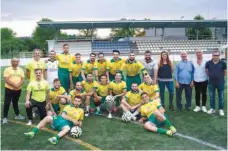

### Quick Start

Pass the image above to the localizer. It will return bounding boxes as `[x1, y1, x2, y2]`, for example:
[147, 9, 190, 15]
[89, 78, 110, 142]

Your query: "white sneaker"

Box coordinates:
[108, 113, 112, 118]
[27, 120, 32, 125]
[85, 111, 89, 117]
[2, 118, 8, 124]
[15, 114, 25, 120]
[219, 110, 225, 116]
[193, 106, 201, 112]
[201, 106, 207, 113]
[131, 116, 137, 121]
[207, 109, 216, 114]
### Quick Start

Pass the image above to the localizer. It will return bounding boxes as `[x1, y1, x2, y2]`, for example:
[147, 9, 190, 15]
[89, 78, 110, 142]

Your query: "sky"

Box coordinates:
[1, 0, 227, 37]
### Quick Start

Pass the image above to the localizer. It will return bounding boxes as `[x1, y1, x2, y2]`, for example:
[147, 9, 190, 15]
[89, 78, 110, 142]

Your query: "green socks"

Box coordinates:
[157, 128, 167, 134]
[32, 127, 39, 134]
[164, 119, 172, 128]
[55, 135, 60, 140]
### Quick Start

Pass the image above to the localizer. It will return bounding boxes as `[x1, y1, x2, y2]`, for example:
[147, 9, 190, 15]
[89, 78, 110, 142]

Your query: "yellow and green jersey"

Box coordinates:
[69, 61, 83, 77]
[109, 80, 127, 95]
[107, 58, 125, 75]
[140, 100, 161, 118]
[96, 60, 108, 76]
[26, 59, 46, 81]
[120, 60, 146, 76]
[82, 60, 97, 75]
[49, 86, 67, 104]
[95, 83, 109, 97]
[69, 89, 86, 101]
[62, 104, 84, 121]
[125, 90, 142, 106]
[56, 53, 75, 69]
[82, 80, 98, 93]
[4, 67, 24, 90]
[27, 80, 49, 102]
[139, 82, 159, 99]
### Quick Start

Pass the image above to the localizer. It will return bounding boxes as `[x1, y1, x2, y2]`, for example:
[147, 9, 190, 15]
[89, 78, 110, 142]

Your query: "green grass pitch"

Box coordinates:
[1, 66, 227, 150]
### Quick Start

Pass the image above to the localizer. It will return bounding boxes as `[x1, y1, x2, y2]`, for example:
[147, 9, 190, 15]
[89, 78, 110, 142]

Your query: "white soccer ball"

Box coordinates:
[70, 126, 82, 138]
[122, 113, 131, 122]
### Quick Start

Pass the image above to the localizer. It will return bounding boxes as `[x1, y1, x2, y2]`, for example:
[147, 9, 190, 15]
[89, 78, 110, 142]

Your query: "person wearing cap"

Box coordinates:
[192, 49, 208, 113]
[206, 50, 227, 116]
[174, 51, 194, 111]
[3, 58, 25, 124]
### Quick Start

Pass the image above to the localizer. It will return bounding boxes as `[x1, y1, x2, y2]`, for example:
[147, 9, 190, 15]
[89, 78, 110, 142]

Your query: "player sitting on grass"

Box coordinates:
[93, 75, 109, 114]
[24, 96, 84, 145]
[81, 73, 98, 116]
[46, 78, 70, 116]
[120, 83, 143, 121]
[138, 92, 176, 136]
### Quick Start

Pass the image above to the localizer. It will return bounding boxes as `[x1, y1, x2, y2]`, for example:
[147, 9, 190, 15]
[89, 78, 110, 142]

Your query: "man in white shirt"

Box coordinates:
[47, 50, 58, 87]
[141, 50, 158, 84]
[192, 49, 208, 113]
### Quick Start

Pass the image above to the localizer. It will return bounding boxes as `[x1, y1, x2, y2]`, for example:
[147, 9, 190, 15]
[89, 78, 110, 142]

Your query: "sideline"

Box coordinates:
[96, 113, 226, 150]
[7, 119, 101, 151]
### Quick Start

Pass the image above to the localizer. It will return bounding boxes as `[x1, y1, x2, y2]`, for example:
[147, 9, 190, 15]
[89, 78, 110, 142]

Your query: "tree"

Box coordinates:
[77, 29, 97, 39]
[186, 15, 212, 40]
[32, 18, 61, 51]
[1, 28, 16, 42]
[1, 28, 27, 58]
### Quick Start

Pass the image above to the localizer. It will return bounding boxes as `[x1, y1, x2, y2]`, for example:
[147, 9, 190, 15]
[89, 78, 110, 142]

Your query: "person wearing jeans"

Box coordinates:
[156, 51, 175, 110]
[3, 58, 25, 124]
[206, 50, 227, 116]
[174, 51, 194, 111]
[192, 50, 208, 113]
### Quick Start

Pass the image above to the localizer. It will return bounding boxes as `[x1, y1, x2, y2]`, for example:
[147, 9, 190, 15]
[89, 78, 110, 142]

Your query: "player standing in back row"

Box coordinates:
[56, 44, 75, 92]
[46, 50, 58, 87]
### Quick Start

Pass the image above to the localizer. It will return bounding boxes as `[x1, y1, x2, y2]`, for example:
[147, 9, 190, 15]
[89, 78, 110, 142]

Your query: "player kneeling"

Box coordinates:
[46, 78, 70, 116]
[138, 92, 176, 136]
[24, 96, 84, 145]
[120, 83, 143, 121]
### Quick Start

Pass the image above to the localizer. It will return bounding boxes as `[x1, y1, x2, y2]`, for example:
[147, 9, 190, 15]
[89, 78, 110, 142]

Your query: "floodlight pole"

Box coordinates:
[196, 28, 199, 40]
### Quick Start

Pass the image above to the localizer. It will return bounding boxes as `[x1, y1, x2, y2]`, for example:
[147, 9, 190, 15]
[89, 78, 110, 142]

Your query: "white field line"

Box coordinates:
[96, 113, 227, 150]
[1, 102, 226, 150]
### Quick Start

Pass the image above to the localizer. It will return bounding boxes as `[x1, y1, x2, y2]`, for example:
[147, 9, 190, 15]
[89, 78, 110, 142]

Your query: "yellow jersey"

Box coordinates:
[69, 61, 83, 77]
[82, 80, 98, 93]
[109, 80, 127, 95]
[125, 91, 142, 106]
[27, 80, 49, 102]
[95, 83, 109, 97]
[120, 60, 146, 76]
[4, 67, 24, 90]
[56, 53, 75, 69]
[96, 60, 108, 76]
[140, 100, 161, 118]
[107, 58, 125, 75]
[62, 105, 84, 121]
[82, 60, 97, 75]
[26, 59, 46, 81]
[69, 89, 86, 101]
[49, 86, 67, 104]
[139, 82, 159, 98]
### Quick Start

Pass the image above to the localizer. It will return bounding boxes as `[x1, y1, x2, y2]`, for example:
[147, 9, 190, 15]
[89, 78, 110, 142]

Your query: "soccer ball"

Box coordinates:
[122, 112, 131, 122]
[70, 126, 82, 138]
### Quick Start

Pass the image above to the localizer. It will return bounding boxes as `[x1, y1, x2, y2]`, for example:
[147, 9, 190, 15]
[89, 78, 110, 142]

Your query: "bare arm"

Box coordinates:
[69, 73, 74, 89]
[94, 70, 99, 82]
[106, 71, 110, 82]
[115, 89, 127, 98]
[153, 68, 158, 84]
[4, 77, 16, 88]
[81, 70, 86, 81]
[43, 69, 47, 80]
[26, 69, 30, 80]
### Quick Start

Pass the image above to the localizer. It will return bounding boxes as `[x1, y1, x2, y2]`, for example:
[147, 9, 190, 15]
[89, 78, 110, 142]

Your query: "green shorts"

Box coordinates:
[72, 75, 83, 85]
[51, 115, 73, 131]
[52, 104, 60, 113]
[148, 113, 167, 127]
[126, 74, 141, 91]
[58, 68, 70, 92]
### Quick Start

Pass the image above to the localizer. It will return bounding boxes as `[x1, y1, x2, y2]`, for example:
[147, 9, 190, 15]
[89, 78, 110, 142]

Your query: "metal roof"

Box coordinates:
[38, 20, 227, 29]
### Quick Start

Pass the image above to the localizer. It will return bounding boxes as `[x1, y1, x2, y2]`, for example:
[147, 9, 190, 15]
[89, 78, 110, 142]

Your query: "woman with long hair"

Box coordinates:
[156, 51, 174, 110]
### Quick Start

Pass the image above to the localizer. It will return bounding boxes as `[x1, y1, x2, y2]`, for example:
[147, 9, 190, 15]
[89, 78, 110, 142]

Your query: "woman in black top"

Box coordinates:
[156, 51, 174, 110]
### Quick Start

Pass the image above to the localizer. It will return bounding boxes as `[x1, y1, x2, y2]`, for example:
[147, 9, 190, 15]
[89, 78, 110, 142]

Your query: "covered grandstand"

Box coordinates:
[38, 20, 227, 55]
